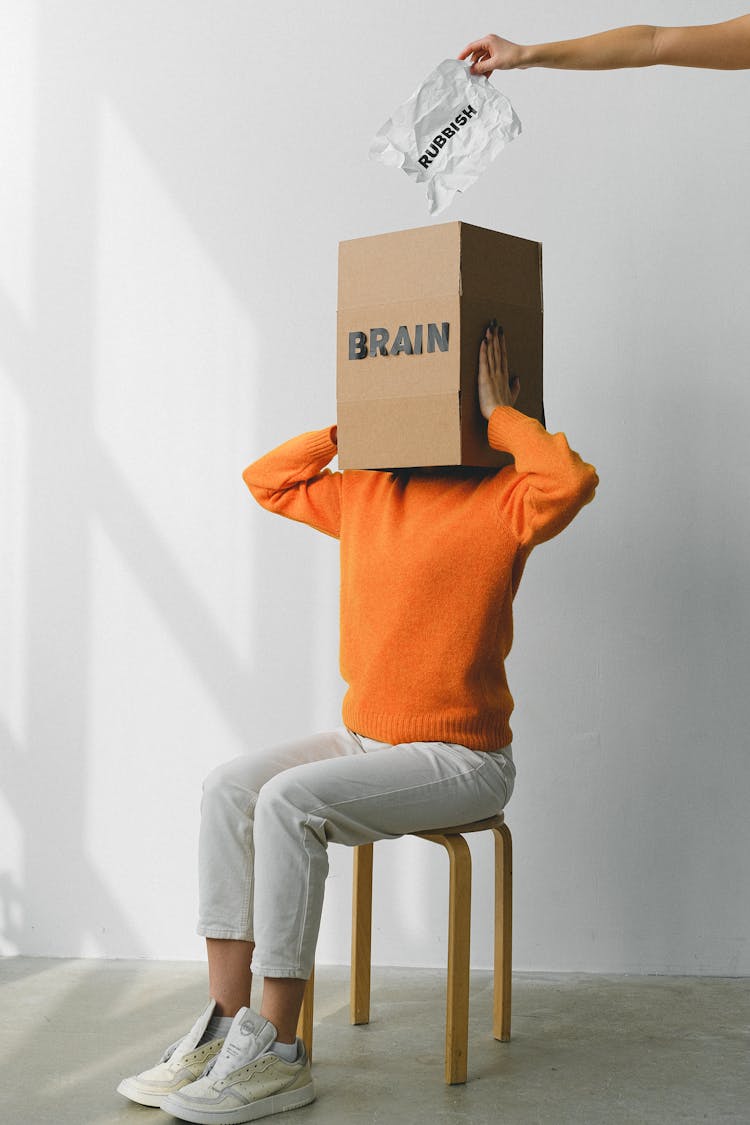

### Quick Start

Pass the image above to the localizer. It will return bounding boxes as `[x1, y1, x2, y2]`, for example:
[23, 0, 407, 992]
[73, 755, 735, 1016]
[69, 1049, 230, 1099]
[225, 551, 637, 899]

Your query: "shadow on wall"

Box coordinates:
[0, 3, 340, 959]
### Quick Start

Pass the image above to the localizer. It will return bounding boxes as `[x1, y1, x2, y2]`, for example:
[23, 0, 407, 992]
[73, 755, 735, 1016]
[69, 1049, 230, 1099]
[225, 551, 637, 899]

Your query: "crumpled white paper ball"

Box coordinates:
[370, 58, 522, 214]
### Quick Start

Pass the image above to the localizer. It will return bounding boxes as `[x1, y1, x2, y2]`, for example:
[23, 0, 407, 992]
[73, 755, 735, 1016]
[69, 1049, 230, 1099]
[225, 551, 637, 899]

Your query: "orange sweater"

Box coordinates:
[243, 406, 598, 751]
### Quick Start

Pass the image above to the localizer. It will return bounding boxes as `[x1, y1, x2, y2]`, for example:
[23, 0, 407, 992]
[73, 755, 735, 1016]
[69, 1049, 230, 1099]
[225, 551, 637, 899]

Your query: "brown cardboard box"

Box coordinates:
[336, 221, 544, 470]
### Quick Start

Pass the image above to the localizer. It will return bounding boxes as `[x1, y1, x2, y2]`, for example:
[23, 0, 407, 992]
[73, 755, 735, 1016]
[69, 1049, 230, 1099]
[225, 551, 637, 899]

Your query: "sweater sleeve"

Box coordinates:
[488, 406, 599, 549]
[242, 425, 342, 539]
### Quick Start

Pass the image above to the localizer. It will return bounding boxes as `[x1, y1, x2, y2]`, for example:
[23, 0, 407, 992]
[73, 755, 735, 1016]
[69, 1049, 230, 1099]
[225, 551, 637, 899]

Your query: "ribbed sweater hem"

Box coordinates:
[342, 702, 512, 753]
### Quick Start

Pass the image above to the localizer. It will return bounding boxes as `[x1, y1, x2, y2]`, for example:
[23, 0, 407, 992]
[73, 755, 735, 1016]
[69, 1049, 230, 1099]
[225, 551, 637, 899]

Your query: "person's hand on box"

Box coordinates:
[478, 321, 520, 420]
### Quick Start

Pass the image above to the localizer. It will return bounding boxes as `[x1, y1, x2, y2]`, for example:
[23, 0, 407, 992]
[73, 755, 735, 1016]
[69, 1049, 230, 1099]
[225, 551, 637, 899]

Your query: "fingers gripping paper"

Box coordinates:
[370, 59, 521, 214]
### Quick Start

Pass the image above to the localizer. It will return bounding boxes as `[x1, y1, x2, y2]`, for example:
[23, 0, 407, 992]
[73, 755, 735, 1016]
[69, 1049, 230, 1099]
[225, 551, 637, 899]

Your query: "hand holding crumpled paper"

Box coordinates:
[370, 58, 521, 214]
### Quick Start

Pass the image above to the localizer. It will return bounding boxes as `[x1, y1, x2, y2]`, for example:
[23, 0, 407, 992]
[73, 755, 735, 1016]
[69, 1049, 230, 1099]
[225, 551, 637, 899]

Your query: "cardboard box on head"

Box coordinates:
[336, 221, 544, 470]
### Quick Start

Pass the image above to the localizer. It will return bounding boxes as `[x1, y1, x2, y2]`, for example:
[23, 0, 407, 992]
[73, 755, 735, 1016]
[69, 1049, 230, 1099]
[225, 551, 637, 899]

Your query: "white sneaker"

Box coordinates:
[117, 999, 226, 1107]
[161, 1007, 315, 1123]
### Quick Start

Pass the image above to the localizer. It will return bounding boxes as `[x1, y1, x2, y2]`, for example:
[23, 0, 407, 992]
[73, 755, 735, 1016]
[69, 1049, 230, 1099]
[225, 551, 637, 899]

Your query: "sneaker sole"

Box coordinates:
[161, 1079, 316, 1123]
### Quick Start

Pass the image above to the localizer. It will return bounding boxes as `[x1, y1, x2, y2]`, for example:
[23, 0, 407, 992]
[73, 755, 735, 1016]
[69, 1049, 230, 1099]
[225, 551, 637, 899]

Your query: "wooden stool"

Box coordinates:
[296, 813, 512, 1084]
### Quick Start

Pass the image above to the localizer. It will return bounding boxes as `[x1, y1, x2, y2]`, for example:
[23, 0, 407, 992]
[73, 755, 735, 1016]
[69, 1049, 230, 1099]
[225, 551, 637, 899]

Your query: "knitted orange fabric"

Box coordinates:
[243, 406, 598, 751]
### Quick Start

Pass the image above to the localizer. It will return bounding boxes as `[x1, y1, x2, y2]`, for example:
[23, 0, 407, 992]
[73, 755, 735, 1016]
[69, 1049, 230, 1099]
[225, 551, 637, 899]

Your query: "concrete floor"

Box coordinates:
[1, 958, 748, 1124]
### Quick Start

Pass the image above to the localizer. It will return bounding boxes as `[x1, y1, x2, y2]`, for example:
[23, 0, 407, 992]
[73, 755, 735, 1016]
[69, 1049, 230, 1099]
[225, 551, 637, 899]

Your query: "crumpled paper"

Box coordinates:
[369, 58, 521, 215]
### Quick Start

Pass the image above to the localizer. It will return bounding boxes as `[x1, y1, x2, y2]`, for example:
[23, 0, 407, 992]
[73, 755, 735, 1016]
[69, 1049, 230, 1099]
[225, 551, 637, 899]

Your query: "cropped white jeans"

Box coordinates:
[196, 726, 515, 980]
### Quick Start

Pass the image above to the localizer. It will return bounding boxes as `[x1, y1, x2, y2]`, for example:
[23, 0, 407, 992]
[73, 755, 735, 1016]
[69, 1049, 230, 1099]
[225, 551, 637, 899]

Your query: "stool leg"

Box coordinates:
[492, 824, 512, 1042]
[296, 964, 315, 1062]
[423, 832, 472, 1084]
[351, 843, 373, 1025]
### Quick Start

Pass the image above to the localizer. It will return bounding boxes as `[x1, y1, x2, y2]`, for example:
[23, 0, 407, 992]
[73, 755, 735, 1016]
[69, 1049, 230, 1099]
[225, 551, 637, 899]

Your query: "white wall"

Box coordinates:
[1, 0, 748, 974]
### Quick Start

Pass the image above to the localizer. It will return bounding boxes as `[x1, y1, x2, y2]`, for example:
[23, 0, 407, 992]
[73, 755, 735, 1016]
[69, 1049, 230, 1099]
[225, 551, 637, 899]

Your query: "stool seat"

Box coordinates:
[297, 811, 513, 1085]
[414, 812, 505, 837]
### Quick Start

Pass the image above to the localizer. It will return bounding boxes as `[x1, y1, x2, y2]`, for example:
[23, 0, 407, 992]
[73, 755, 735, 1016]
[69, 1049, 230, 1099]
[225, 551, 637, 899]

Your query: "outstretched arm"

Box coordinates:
[459, 14, 750, 73]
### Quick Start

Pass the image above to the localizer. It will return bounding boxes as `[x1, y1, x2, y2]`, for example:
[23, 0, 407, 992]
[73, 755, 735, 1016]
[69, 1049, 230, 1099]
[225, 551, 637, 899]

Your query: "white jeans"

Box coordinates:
[196, 726, 515, 979]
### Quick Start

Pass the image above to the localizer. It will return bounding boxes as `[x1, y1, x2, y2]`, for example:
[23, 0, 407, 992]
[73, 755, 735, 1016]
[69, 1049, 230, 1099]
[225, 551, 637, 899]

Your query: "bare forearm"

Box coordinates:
[520, 25, 660, 70]
[519, 16, 750, 71]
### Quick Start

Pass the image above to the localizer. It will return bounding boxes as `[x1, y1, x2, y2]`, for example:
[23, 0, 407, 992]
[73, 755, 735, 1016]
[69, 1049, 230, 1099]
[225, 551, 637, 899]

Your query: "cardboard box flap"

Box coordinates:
[337, 392, 461, 469]
[337, 358, 459, 403]
[338, 223, 462, 308]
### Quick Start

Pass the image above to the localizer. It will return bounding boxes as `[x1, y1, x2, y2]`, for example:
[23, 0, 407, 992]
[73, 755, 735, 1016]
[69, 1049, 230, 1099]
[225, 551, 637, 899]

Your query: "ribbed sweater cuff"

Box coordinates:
[306, 425, 338, 462]
[487, 405, 545, 454]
